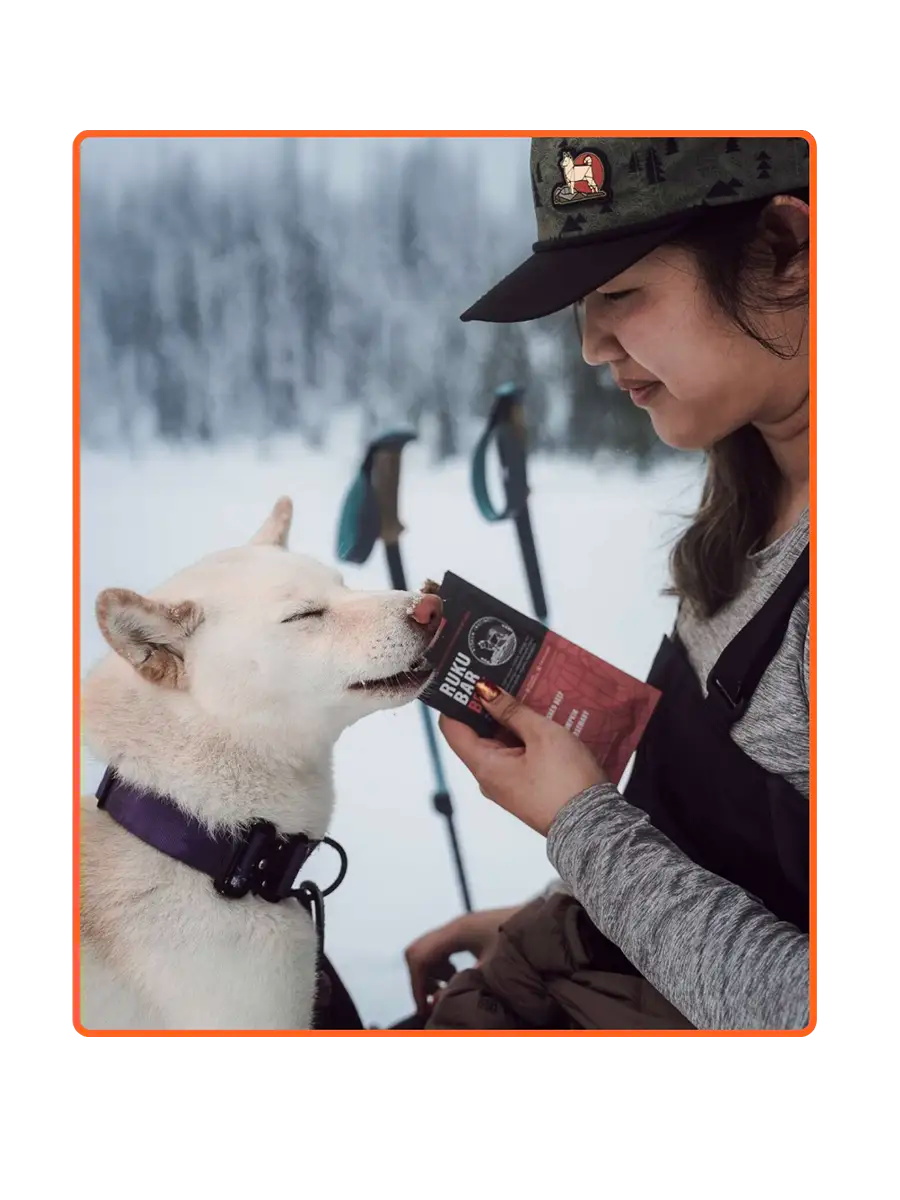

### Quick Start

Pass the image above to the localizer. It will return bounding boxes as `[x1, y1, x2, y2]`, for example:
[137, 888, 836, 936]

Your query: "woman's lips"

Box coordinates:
[628, 382, 661, 407]
[613, 376, 662, 407]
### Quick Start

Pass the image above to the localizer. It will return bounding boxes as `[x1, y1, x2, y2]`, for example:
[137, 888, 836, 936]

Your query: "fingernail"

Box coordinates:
[475, 680, 500, 702]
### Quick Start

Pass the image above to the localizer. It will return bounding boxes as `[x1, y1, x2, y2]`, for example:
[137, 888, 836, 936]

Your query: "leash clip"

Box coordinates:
[290, 836, 349, 901]
[292, 838, 350, 962]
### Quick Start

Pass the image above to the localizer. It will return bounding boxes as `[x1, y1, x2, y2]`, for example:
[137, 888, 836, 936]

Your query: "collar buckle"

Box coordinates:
[214, 822, 317, 902]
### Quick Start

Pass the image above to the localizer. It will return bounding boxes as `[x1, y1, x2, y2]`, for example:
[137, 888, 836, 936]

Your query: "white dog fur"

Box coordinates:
[79, 497, 440, 1031]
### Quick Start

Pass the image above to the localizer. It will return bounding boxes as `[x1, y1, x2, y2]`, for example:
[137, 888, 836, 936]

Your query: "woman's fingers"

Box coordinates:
[406, 943, 453, 1013]
[404, 920, 469, 1013]
[439, 713, 528, 792]
[473, 683, 546, 743]
[438, 714, 490, 769]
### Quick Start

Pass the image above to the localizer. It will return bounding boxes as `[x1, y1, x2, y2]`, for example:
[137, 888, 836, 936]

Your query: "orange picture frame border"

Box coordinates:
[72, 129, 816, 1037]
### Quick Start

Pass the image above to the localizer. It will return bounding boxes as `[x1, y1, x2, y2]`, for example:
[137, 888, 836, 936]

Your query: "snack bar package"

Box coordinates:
[420, 572, 661, 785]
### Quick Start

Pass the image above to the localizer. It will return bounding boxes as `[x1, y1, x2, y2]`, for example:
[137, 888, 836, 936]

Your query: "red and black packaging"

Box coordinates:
[420, 572, 661, 786]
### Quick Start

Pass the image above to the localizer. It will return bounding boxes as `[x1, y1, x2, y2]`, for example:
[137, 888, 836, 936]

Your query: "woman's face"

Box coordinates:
[579, 227, 809, 451]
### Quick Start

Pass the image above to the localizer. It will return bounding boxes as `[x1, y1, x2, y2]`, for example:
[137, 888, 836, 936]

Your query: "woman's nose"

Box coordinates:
[409, 593, 443, 635]
[580, 297, 620, 368]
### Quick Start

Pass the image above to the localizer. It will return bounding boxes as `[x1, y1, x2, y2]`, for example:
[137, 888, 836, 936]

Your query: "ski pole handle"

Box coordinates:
[471, 383, 548, 622]
[471, 383, 529, 522]
[370, 443, 406, 546]
[336, 430, 416, 566]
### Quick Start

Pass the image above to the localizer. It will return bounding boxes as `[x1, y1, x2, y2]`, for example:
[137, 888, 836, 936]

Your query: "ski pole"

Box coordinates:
[336, 430, 474, 913]
[471, 382, 549, 622]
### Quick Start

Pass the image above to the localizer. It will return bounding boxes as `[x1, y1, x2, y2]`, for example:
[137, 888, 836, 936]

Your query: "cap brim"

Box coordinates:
[460, 215, 695, 324]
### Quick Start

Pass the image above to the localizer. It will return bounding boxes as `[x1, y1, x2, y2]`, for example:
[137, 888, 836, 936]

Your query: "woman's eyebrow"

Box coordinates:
[596, 273, 642, 292]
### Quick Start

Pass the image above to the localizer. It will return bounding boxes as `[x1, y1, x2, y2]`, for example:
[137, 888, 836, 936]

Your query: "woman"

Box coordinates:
[403, 136, 810, 1032]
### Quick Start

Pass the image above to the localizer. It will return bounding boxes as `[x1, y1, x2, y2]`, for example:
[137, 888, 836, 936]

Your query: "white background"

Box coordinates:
[2, 3, 893, 1197]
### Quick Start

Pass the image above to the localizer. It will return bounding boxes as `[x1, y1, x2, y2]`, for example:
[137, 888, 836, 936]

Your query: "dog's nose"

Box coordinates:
[409, 593, 443, 635]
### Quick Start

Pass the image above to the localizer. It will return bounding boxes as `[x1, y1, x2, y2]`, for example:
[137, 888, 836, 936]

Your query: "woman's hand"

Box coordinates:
[439, 682, 607, 836]
[404, 906, 520, 1014]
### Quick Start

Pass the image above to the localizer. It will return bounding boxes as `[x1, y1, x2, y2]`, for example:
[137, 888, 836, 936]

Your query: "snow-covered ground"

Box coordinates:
[79, 435, 702, 1027]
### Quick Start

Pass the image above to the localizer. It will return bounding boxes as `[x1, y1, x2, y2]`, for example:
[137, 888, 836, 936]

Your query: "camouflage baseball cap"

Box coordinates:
[461, 135, 811, 323]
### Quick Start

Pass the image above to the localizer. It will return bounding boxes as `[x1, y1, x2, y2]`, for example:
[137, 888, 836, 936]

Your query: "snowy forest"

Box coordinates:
[79, 137, 669, 465]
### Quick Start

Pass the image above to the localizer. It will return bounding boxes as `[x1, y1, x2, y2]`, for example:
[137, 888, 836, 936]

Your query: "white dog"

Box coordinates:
[79, 497, 441, 1031]
[560, 150, 599, 193]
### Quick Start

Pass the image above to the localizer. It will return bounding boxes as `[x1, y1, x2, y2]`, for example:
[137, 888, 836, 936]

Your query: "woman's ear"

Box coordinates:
[757, 194, 810, 285]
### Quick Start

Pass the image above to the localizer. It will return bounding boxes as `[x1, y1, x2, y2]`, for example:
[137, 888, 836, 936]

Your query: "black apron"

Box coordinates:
[624, 544, 810, 932]
[313, 955, 364, 1029]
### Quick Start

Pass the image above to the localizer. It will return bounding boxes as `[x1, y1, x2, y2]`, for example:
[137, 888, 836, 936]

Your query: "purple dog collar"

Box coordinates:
[95, 767, 347, 909]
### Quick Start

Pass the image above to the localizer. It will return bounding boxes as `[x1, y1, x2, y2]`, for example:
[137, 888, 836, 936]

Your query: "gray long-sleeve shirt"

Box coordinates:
[545, 509, 810, 1030]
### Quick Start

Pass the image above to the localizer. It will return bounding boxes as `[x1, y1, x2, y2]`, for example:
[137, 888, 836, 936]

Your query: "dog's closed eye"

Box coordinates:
[281, 608, 327, 623]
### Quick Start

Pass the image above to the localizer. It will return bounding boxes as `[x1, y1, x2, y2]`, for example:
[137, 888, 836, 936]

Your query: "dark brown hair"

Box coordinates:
[666, 188, 809, 618]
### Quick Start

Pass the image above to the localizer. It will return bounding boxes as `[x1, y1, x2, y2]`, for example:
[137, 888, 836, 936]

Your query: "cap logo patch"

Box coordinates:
[552, 147, 609, 207]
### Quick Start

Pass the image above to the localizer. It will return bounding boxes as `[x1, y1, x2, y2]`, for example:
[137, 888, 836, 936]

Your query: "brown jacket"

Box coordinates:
[426, 893, 693, 1031]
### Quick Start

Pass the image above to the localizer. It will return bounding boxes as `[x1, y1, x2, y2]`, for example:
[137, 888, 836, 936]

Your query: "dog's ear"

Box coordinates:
[250, 496, 293, 549]
[95, 588, 204, 689]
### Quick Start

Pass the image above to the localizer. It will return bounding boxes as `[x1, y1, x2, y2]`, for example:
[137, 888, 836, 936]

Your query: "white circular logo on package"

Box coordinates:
[469, 617, 517, 667]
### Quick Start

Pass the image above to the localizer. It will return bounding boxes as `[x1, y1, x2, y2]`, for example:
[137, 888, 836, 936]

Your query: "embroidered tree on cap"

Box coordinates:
[756, 150, 772, 180]
[645, 148, 665, 185]
[707, 177, 744, 199]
